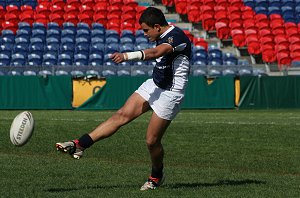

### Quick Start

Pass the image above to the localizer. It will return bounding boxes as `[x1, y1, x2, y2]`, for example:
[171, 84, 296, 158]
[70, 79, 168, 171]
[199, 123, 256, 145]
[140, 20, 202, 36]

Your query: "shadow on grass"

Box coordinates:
[46, 179, 266, 192]
[167, 179, 266, 189]
[46, 184, 137, 193]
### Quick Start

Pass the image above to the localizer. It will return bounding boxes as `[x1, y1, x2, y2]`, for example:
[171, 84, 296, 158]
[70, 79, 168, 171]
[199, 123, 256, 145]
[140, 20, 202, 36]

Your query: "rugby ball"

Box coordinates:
[10, 111, 34, 146]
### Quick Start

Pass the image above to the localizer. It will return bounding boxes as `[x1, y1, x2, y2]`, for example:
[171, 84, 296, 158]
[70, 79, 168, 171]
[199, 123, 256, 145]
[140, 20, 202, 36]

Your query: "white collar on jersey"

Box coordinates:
[159, 25, 175, 39]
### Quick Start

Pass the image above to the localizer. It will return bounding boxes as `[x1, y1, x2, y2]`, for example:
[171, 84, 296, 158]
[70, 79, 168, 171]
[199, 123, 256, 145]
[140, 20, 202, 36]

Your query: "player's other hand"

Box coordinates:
[110, 52, 125, 63]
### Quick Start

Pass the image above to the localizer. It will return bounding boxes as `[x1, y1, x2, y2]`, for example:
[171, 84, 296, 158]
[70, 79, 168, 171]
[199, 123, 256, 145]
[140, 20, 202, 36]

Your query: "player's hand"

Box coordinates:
[110, 52, 125, 63]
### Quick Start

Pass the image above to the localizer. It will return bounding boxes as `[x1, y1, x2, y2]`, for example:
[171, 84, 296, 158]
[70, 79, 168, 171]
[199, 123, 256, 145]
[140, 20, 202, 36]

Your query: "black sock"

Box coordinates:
[151, 164, 163, 178]
[78, 134, 94, 149]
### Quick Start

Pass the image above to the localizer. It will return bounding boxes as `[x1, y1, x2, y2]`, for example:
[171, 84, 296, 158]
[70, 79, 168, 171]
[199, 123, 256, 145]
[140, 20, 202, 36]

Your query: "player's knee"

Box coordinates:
[146, 137, 160, 150]
[113, 109, 131, 125]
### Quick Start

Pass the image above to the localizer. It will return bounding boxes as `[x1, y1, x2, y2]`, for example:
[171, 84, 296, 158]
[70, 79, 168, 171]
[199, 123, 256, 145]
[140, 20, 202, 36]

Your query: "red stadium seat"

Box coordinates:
[246, 35, 261, 55]
[203, 0, 215, 7]
[49, 13, 64, 27]
[121, 14, 136, 24]
[162, 0, 174, 7]
[5, 13, 19, 25]
[93, 13, 107, 27]
[202, 13, 215, 31]
[6, 5, 20, 16]
[188, 0, 202, 7]
[50, 5, 65, 16]
[2, 21, 17, 33]
[64, 13, 78, 25]
[20, 5, 34, 15]
[241, 6, 255, 20]
[121, 21, 135, 32]
[38, 0, 51, 6]
[215, 22, 230, 39]
[231, 29, 246, 47]
[136, 6, 147, 19]
[19, 13, 34, 25]
[66, 0, 81, 8]
[175, 0, 187, 14]
[52, 0, 66, 8]
[106, 21, 120, 33]
[107, 5, 122, 16]
[122, 5, 136, 17]
[34, 13, 49, 26]
[109, 0, 123, 9]
[124, 0, 138, 8]
[107, 13, 120, 24]
[36, 4, 51, 17]
[230, 0, 243, 7]
[81, 0, 95, 8]
[64, 5, 79, 15]
[187, 5, 201, 23]
[193, 37, 208, 49]
[277, 51, 291, 67]
[94, 3, 108, 15]
[79, 5, 94, 17]
[78, 13, 93, 27]
[216, 0, 229, 7]
[261, 45, 276, 63]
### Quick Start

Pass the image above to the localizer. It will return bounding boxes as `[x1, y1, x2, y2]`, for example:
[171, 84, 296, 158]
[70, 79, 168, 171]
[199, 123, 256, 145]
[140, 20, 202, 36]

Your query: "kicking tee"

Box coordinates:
[152, 25, 192, 92]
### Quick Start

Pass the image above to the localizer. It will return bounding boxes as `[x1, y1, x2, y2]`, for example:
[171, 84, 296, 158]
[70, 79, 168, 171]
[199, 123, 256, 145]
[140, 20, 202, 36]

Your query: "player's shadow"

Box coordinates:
[46, 184, 137, 193]
[167, 179, 266, 189]
[46, 179, 266, 192]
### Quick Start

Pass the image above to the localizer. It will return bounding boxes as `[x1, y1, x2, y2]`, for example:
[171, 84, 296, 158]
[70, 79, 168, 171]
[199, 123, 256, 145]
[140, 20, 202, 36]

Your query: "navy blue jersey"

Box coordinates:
[152, 26, 191, 92]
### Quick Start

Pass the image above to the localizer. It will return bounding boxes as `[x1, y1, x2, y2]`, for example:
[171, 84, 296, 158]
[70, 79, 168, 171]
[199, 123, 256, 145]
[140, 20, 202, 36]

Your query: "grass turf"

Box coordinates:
[0, 110, 300, 197]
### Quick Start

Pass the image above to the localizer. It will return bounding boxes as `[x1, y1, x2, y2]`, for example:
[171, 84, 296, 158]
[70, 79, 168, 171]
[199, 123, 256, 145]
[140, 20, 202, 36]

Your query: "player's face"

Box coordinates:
[140, 23, 161, 42]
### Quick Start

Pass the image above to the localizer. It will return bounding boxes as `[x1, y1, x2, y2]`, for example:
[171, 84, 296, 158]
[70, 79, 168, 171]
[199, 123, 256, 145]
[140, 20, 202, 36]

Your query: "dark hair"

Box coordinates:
[139, 7, 169, 27]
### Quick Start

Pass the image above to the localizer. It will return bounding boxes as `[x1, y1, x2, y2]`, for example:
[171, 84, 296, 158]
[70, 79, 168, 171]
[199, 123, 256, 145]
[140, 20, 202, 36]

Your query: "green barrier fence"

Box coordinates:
[0, 76, 72, 109]
[77, 76, 235, 110]
[239, 76, 300, 109]
[1, 76, 300, 110]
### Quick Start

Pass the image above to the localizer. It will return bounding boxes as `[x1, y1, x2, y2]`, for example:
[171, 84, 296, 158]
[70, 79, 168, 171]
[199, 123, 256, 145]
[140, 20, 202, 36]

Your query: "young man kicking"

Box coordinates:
[56, 7, 191, 191]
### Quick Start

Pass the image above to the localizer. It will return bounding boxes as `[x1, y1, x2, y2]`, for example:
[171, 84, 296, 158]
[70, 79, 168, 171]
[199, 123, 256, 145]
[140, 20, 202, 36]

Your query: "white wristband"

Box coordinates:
[123, 50, 145, 61]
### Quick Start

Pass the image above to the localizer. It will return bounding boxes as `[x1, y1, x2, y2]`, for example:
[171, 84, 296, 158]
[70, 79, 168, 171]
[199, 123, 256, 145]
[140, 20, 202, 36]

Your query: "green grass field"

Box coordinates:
[0, 110, 300, 197]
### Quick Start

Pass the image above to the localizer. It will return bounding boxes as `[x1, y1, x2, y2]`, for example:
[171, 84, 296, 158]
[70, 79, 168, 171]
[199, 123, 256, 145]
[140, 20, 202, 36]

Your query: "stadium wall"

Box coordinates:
[1, 76, 300, 110]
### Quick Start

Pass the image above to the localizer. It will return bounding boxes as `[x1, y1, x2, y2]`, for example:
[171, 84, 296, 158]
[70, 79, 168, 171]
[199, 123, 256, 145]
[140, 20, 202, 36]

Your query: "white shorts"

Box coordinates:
[135, 79, 185, 120]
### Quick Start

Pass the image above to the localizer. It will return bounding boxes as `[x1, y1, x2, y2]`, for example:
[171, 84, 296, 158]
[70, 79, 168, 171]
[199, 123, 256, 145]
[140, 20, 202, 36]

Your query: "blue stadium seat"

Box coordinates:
[105, 43, 119, 54]
[86, 69, 100, 77]
[243, 0, 255, 8]
[252, 68, 267, 76]
[23, 70, 37, 76]
[269, 0, 281, 7]
[13, 45, 28, 55]
[90, 43, 105, 54]
[91, 37, 105, 45]
[117, 66, 131, 76]
[135, 37, 148, 44]
[223, 53, 238, 65]
[268, 6, 281, 15]
[255, 0, 268, 7]
[208, 67, 222, 77]
[89, 53, 103, 66]
[282, 0, 295, 7]
[58, 54, 73, 66]
[2, 29, 15, 42]
[61, 29, 76, 39]
[47, 22, 60, 31]
[63, 22, 76, 32]
[71, 70, 85, 77]
[120, 43, 134, 52]
[77, 22, 90, 31]
[135, 29, 144, 38]
[74, 54, 88, 66]
[0, 44, 13, 56]
[192, 65, 207, 76]
[7, 70, 22, 76]
[16, 29, 31, 40]
[91, 29, 105, 39]
[55, 70, 70, 76]
[76, 29, 91, 40]
[42, 53, 58, 66]
[47, 29, 61, 40]
[105, 30, 119, 40]
[134, 43, 149, 51]
[120, 37, 134, 44]
[193, 51, 208, 63]
[10, 53, 26, 66]
[0, 53, 10, 66]
[32, 29, 46, 40]
[102, 65, 117, 76]
[222, 68, 236, 76]
[32, 22, 46, 31]
[238, 67, 252, 76]
[92, 23, 105, 30]
[38, 70, 53, 76]
[121, 30, 135, 40]
[105, 37, 119, 44]
[61, 37, 74, 46]
[193, 60, 207, 66]
[27, 53, 42, 66]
